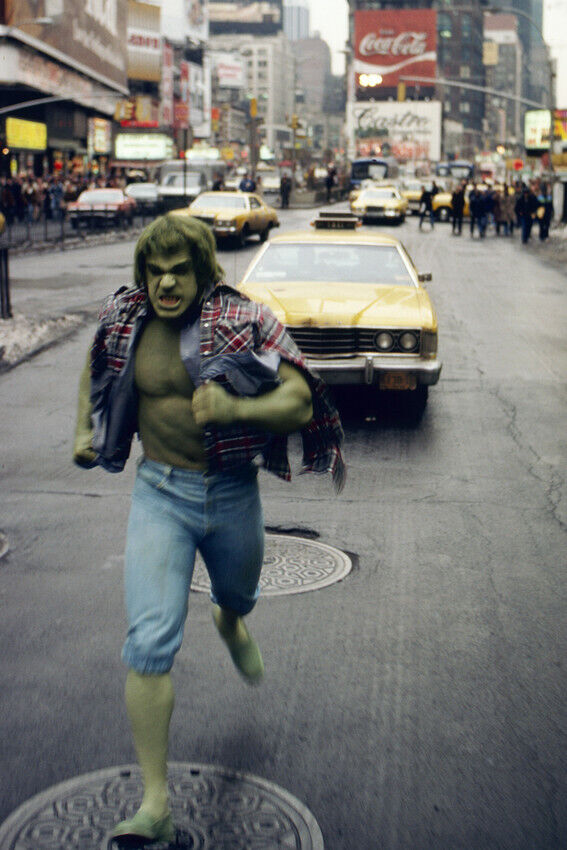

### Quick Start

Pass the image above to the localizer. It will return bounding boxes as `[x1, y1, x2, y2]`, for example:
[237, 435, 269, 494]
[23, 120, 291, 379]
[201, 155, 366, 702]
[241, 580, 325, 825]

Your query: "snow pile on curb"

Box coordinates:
[0, 312, 84, 368]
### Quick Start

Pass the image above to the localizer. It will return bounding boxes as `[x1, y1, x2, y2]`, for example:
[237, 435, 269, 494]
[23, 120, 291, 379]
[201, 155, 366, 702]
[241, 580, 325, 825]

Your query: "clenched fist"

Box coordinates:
[192, 381, 239, 426]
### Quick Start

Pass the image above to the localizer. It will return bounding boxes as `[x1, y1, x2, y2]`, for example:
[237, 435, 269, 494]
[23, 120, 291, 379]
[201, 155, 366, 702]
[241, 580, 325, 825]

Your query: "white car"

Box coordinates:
[157, 172, 208, 210]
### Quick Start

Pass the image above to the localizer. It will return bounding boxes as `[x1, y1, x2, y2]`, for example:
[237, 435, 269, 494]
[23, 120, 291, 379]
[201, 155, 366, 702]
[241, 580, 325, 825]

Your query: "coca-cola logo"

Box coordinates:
[359, 31, 428, 58]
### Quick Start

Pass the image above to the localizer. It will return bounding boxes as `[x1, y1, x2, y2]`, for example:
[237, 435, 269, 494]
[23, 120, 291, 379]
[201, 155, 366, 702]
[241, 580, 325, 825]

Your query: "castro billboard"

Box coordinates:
[354, 9, 437, 93]
[349, 101, 442, 162]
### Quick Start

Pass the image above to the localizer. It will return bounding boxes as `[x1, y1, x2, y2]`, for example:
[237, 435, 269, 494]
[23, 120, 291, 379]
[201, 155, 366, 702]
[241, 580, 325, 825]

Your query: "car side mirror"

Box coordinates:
[418, 272, 432, 283]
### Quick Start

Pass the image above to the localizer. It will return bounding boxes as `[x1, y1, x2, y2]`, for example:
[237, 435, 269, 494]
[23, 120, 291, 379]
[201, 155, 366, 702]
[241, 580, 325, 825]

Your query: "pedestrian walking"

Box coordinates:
[72, 213, 345, 845]
[451, 183, 465, 235]
[239, 172, 256, 192]
[418, 184, 435, 230]
[537, 184, 554, 241]
[469, 186, 482, 237]
[515, 185, 539, 244]
[280, 173, 292, 209]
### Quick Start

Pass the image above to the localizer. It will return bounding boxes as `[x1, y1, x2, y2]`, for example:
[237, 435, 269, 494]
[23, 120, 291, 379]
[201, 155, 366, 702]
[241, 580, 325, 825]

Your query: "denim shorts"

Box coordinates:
[122, 457, 264, 674]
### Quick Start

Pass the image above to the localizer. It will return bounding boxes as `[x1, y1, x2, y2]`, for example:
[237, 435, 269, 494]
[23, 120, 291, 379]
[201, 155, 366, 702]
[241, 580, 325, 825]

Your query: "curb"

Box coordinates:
[0, 314, 90, 374]
[0, 532, 9, 561]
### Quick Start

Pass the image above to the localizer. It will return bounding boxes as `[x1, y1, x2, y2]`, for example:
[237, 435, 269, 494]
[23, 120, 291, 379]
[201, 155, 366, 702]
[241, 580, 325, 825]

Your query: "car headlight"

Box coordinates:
[374, 331, 394, 351]
[399, 331, 419, 351]
[217, 219, 234, 227]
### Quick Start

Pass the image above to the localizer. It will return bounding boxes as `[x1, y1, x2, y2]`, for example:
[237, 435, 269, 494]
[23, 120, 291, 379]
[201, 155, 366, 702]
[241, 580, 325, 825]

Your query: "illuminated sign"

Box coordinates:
[115, 133, 174, 160]
[524, 109, 552, 154]
[349, 101, 442, 161]
[6, 117, 47, 150]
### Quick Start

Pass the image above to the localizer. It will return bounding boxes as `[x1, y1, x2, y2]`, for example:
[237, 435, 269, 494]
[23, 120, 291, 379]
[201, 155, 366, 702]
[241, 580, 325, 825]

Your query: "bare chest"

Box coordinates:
[135, 319, 195, 398]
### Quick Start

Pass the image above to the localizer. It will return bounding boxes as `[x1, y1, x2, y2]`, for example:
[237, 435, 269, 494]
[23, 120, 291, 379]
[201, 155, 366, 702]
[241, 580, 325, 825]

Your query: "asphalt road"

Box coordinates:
[1, 209, 566, 849]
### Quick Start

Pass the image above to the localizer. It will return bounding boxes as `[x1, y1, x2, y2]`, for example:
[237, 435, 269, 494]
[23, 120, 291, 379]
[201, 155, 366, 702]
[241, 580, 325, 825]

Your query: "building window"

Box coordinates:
[460, 65, 470, 78]
[461, 13, 472, 40]
[459, 101, 470, 113]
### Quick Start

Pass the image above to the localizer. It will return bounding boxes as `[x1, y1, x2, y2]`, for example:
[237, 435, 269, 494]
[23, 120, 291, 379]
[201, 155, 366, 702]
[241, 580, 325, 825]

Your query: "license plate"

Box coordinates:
[380, 372, 416, 391]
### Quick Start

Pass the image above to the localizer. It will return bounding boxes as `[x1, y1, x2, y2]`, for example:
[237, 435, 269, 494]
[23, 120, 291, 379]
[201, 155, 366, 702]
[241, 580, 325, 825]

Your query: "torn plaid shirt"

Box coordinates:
[89, 282, 345, 492]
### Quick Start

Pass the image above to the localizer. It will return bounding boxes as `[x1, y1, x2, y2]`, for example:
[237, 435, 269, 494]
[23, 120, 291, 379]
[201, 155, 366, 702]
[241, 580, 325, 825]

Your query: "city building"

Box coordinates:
[113, 0, 210, 173]
[483, 13, 524, 151]
[0, 0, 129, 177]
[283, 0, 310, 41]
[209, 31, 295, 156]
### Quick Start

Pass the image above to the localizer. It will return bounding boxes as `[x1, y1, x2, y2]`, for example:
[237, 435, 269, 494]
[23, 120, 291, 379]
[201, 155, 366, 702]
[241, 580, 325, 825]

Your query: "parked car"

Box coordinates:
[238, 212, 441, 416]
[124, 182, 161, 214]
[157, 171, 208, 210]
[66, 189, 136, 229]
[350, 185, 408, 225]
[177, 191, 279, 247]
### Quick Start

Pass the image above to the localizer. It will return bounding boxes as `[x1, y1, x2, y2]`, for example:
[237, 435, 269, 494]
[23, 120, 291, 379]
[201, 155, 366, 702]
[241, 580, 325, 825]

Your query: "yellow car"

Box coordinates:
[400, 179, 427, 215]
[176, 191, 279, 247]
[350, 185, 408, 225]
[432, 183, 490, 221]
[239, 212, 441, 415]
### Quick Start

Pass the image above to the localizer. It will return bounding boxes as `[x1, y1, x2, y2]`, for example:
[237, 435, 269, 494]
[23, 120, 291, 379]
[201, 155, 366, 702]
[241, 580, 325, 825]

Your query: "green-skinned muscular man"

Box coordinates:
[73, 213, 344, 844]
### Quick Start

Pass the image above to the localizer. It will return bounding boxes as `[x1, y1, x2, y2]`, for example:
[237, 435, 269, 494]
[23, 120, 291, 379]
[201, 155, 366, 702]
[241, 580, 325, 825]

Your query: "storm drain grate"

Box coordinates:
[191, 533, 352, 596]
[0, 763, 324, 849]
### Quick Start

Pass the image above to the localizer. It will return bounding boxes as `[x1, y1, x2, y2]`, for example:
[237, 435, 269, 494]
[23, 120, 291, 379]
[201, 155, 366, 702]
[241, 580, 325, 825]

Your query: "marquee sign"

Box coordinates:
[354, 10, 437, 88]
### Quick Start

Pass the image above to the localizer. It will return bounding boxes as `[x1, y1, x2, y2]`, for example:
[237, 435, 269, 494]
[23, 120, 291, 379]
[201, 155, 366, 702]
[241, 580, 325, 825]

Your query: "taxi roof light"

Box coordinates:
[311, 212, 361, 230]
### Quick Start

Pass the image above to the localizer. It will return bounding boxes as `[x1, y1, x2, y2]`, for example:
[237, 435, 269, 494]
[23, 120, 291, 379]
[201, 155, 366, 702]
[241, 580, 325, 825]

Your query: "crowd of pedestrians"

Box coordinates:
[0, 171, 129, 227]
[447, 179, 554, 244]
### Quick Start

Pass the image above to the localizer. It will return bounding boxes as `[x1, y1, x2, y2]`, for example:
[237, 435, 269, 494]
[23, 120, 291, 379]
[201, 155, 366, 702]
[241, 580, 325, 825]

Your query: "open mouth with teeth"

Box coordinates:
[158, 295, 181, 307]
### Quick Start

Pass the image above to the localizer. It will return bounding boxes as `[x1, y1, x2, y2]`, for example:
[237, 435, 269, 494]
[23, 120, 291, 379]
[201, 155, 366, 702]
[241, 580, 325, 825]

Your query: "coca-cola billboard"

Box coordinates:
[354, 10, 437, 89]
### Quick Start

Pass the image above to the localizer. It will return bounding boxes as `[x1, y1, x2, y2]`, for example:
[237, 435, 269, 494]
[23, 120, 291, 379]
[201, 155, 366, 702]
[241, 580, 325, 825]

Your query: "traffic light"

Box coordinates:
[397, 82, 406, 102]
[291, 114, 299, 130]
[249, 98, 257, 118]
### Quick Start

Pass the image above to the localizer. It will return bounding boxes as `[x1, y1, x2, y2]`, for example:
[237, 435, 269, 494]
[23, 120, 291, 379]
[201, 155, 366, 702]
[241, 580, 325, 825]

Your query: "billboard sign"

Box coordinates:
[209, 1, 283, 35]
[349, 101, 442, 161]
[160, 43, 175, 127]
[128, 0, 162, 83]
[161, 0, 208, 43]
[211, 52, 246, 89]
[524, 109, 552, 155]
[5, 0, 128, 92]
[115, 133, 175, 161]
[354, 9, 437, 89]
[6, 117, 47, 150]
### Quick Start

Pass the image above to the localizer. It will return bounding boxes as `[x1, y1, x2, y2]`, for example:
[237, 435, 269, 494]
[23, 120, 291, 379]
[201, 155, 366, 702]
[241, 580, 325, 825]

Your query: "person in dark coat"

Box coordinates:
[418, 184, 435, 230]
[515, 186, 539, 244]
[451, 183, 465, 235]
[280, 173, 292, 209]
[469, 186, 482, 237]
[537, 184, 554, 241]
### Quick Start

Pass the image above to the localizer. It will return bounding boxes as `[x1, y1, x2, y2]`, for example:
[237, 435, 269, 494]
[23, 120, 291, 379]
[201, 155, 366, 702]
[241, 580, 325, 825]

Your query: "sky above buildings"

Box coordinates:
[543, 0, 567, 106]
[306, 0, 348, 74]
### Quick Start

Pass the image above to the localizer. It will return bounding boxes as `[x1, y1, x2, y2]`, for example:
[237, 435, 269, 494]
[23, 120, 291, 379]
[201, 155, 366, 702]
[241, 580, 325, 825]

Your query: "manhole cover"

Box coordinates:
[192, 534, 351, 596]
[0, 763, 324, 849]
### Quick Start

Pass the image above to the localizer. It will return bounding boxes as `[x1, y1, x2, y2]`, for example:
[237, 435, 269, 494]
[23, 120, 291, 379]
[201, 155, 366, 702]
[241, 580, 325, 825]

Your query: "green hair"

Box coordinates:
[133, 213, 224, 291]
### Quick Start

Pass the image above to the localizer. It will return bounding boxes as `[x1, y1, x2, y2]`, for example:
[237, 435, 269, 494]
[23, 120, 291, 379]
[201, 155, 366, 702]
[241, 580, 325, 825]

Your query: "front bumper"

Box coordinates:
[305, 354, 442, 387]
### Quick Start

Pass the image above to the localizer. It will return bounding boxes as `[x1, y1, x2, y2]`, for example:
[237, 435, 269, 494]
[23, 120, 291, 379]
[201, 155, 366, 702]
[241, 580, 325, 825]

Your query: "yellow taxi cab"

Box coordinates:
[238, 212, 441, 416]
[175, 191, 279, 247]
[400, 179, 425, 215]
[350, 185, 408, 225]
[432, 183, 490, 221]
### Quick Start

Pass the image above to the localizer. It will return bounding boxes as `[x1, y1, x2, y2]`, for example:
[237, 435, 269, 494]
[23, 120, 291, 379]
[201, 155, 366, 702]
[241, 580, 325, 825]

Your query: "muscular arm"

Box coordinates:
[192, 360, 313, 435]
[73, 352, 97, 467]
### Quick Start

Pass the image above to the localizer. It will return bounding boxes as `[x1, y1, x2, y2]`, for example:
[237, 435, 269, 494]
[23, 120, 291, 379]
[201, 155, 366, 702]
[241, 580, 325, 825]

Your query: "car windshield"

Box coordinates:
[193, 195, 247, 210]
[163, 173, 202, 187]
[78, 191, 123, 203]
[245, 243, 413, 285]
[363, 189, 398, 200]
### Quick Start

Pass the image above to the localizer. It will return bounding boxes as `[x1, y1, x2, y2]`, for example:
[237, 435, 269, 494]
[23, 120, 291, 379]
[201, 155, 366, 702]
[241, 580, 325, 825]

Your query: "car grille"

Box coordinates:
[366, 206, 386, 214]
[288, 327, 421, 355]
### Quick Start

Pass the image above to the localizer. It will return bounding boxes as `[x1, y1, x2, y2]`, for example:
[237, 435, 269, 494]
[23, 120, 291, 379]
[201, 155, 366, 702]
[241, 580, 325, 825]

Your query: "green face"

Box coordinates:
[146, 248, 199, 322]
